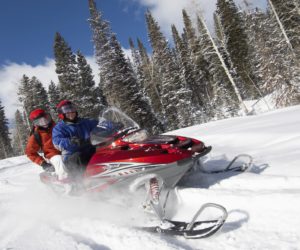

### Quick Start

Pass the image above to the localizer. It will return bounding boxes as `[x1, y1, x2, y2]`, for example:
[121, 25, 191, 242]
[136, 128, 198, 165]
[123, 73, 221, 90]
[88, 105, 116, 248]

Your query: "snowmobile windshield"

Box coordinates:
[90, 127, 116, 145]
[99, 107, 140, 129]
[90, 107, 142, 146]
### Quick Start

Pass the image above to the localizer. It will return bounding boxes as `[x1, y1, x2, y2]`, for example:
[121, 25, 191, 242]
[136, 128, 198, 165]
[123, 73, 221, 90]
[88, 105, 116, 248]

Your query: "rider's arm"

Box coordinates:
[52, 123, 79, 153]
[25, 135, 45, 166]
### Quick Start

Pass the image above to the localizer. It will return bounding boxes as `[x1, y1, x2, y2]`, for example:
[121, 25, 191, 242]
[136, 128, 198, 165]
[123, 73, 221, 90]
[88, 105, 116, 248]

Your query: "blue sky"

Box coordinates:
[0, 0, 149, 66]
[0, 0, 266, 121]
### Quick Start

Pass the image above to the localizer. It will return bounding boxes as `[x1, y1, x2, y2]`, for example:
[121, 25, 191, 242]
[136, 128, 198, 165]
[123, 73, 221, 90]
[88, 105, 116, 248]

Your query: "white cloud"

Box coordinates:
[133, 0, 217, 36]
[133, 0, 267, 37]
[0, 57, 98, 121]
[0, 58, 58, 120]
[0, 49, 133, 121]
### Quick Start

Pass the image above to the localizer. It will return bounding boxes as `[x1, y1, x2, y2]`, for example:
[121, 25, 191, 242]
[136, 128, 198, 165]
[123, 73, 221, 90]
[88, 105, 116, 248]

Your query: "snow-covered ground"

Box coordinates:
[1, 105, 300, 250]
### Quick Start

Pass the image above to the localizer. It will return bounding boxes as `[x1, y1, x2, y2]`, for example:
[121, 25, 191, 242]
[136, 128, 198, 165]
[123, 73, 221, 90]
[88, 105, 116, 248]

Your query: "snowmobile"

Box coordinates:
[40, 108, 252, 239]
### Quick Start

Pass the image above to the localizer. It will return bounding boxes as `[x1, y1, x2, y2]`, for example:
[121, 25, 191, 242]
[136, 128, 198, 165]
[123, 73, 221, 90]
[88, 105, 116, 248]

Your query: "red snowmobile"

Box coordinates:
[40, 108, 252, 238]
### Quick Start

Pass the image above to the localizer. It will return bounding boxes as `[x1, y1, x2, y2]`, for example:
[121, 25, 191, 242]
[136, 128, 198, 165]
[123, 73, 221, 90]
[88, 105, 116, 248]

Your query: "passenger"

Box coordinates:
[25, 108, 68, 180]
[52, 100, 119, 177]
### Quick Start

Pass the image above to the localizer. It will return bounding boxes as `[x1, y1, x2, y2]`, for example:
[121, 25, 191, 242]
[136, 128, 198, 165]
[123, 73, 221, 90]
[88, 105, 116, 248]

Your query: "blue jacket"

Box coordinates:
[52, 118, 98, 160]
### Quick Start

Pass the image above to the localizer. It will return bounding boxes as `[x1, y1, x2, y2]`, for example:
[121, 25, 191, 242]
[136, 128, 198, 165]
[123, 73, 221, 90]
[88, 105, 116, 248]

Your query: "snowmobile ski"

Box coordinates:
[141, 219, 225, 238]
[140, 203, 228, 239]
[199, 154, 253, 174]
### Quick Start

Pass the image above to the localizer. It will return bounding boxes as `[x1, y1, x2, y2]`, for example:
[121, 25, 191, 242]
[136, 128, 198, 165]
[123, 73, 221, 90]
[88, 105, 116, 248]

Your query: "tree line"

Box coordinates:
[1, 0, 299, 159]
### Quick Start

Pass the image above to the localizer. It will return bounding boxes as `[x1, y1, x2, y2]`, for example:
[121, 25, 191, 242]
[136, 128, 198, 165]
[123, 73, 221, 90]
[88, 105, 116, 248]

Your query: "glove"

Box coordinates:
[41, 161, 55, 172]
[70, 136, 89, 147]
[70, 136, 81, 146]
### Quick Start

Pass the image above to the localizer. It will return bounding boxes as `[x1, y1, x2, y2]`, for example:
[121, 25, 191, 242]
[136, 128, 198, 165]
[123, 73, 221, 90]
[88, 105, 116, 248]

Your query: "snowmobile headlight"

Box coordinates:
[122, 129, 149, 143]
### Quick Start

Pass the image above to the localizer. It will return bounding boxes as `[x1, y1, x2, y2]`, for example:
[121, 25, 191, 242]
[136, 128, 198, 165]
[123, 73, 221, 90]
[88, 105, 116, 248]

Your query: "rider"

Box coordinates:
[52, 100, 118, 177]
[25, 108, 68, 180]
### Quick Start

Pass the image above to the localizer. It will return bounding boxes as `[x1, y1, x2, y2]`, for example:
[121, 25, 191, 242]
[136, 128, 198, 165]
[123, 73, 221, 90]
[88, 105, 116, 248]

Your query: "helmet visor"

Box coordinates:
[61, 104, 77, 114]
[33, 114, 52, 127]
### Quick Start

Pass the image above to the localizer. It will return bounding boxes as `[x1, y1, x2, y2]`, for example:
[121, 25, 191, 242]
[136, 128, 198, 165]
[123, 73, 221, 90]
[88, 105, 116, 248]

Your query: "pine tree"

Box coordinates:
[0, 100, 13, 159]
[18, 75, 51, 127]
[216, 0, 259, 100]
[48, 81, 61, 119]
[181, 9, 212, 114]
[268, 0, 300, 58]
[88, 0, 113, 101]
[54, 32, 78, 100]
[196, 14, 241, 118]
[128, 38, 140, 77]
[12, 109, 29, 156]
[88, 0, 164, 134]
[245, 8, 300, 107]
[129, 38, 164, 118]
[17, 74, 35, 127]
[213, 12, 233, 73]
[171, 24, 205, 123]
[30, 76, 50, 111]
[76, 50, 105, 119]
[146, 11, 194, 130]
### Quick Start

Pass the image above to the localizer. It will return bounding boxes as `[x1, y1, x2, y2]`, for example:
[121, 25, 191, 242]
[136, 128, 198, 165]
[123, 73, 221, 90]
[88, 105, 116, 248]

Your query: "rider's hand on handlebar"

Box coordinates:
[70, 136, 89, 146]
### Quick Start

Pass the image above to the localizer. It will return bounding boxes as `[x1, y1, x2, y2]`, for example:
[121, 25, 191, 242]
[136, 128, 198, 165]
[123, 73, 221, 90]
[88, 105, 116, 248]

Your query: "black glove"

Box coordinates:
[70, 136, 83, 146]
[41, 161, 55, 172]
[70, 136, 90, 147]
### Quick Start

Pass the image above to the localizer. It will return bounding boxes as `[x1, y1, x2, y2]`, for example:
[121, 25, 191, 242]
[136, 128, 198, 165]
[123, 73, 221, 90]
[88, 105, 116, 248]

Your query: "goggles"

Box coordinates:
[33, 114, 52, 127]
[60, 104, 77, 114]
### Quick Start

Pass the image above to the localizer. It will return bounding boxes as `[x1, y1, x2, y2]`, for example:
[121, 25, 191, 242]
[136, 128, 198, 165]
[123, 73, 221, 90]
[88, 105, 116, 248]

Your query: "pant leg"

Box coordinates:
[49, 155, 68, 180]
[64, 145, 96, 178]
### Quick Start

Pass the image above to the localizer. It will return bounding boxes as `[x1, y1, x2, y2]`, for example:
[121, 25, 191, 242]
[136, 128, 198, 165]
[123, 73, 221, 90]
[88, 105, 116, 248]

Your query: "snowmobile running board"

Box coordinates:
[140, 203, 228, 239]
[199, 154, 253, 174]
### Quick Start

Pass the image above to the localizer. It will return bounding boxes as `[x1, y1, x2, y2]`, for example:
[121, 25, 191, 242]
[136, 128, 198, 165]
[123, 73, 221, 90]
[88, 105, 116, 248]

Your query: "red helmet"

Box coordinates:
[29, 109, 52, 128]
[29, 109, 46, 121]
[56, 100, 77, 119]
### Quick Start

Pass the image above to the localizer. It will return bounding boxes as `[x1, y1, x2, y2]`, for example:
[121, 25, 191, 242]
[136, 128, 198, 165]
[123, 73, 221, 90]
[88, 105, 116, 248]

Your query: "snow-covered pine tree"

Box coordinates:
[48, 81, 61, 120]
[268, 0, 300, 58]
[146, 11, 194, 130]
[30, 76, 50, 111]
[171, 24, 205, 123]
[88, 0, 164, 134]
[245, 7, 300, 107]
[17, 75, 35, 126]
[181, 10, 212, 116]
[196, 14, 241, 118]
[0, 100, 13, 159]
[18, 75, 50, 125]
[76, 51, 105, 119]
[12, 109, 29, 156]
[213, 11, 251, 116]
[88, 0, 113, 102]
[216, 0, 259, 100]
[129, 38, 140, 78]
[111, 33, 164, 133]
[129, 38, 164, 119]
[54, 32, 78, 101]
[213, 12, 234, 72]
